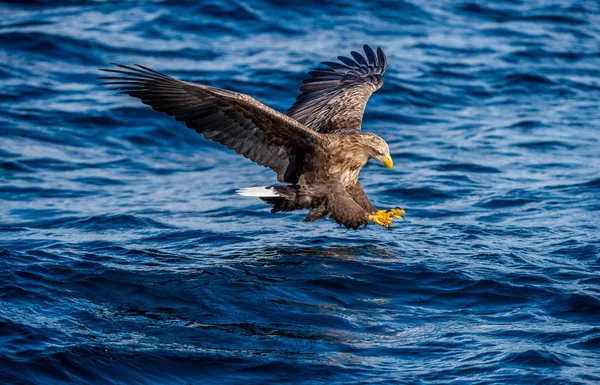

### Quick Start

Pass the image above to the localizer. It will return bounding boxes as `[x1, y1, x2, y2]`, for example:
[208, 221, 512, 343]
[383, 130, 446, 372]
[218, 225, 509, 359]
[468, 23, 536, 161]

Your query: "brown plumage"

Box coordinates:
[99, 45, 404, 229]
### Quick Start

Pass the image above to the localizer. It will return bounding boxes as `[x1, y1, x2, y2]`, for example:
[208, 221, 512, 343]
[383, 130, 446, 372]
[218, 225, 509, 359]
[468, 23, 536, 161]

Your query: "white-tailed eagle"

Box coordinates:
[100, 45, 404, 229]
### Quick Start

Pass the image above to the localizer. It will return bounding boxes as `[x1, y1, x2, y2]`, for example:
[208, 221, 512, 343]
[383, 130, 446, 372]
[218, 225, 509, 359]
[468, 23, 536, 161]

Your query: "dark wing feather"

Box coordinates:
[286, 45, 387, 134]
[99, 64, 324, 182]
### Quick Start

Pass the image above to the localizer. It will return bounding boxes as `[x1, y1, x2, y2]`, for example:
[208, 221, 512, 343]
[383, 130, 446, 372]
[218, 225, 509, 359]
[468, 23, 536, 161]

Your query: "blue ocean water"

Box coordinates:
[1, 0, 599, 383]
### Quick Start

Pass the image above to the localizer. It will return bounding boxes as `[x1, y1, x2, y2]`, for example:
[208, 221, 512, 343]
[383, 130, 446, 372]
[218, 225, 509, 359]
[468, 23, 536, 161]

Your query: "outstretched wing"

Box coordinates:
[99, 64, 324, 182]
[286, 45, 387, 134]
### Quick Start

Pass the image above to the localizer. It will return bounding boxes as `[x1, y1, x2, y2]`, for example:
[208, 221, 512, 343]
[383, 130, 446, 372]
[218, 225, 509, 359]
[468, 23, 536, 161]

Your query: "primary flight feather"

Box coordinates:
[100, 45, 404, 229]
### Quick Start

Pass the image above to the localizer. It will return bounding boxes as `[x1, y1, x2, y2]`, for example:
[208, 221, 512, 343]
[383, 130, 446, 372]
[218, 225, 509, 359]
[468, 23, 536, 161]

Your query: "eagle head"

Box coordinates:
[363, 133, 393, 169]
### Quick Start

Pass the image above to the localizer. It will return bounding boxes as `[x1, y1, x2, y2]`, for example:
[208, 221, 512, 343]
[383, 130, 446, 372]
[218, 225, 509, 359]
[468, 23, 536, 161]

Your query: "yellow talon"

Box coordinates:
[368, 207, 405, 228]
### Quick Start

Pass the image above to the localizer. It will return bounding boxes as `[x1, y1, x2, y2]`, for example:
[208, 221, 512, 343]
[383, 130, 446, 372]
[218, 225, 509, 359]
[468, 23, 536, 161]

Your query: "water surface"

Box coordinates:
[1, 1, 599, 384]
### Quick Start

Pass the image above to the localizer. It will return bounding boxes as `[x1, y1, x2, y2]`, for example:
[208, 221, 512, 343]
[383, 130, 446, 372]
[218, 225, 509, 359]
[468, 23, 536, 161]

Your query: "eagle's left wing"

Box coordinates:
[286, 45, 387, 134]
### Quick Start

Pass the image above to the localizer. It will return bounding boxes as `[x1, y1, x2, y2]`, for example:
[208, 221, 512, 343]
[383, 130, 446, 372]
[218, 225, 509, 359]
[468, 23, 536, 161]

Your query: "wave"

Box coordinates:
[1, 0, 599, 383]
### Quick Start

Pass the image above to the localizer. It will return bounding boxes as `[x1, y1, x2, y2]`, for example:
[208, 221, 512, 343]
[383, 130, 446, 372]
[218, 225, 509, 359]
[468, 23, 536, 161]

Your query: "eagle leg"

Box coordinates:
[368, 207, 405, 228]
[304, 205, 327, 222]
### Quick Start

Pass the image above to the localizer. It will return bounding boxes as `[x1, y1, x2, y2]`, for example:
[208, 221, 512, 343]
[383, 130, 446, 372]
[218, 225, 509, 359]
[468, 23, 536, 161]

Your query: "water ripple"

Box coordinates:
[1, 0, 599, 384]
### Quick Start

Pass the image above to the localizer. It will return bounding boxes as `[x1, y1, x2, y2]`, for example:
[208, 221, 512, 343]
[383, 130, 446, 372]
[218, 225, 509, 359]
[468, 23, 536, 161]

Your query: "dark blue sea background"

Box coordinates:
[1, 0, 600, 384]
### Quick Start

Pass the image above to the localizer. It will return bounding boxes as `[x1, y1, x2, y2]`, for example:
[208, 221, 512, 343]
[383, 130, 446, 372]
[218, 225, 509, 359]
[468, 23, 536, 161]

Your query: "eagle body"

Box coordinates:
[264, 132, 382, 229]
[100, 45, 404, 229]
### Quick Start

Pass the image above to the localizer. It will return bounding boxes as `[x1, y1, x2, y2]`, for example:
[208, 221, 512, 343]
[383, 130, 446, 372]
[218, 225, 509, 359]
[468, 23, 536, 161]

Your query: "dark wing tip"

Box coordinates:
[376, 47, 387, 71]
[321, 61, 350, 71]
[293, 45, 388, 95]
[363, 45, 377, 65]
[337, 55, 359, 68]
[350, 51, 368, 66]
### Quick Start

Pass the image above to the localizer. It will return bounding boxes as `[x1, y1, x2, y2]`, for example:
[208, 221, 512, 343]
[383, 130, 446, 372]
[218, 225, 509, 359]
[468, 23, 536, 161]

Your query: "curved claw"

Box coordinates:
[368, 207, 406, 229]
[368, 215, 389, 228]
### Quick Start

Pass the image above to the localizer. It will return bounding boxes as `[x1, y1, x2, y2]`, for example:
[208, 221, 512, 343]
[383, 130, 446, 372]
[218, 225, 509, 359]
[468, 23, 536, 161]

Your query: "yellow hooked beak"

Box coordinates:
[375, 154, 393, 169]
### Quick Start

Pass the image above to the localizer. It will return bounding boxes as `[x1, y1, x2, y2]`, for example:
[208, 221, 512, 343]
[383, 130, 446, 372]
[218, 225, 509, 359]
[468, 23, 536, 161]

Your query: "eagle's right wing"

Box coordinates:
[287, 45, 387, 134]
[100, 64, 325, 182]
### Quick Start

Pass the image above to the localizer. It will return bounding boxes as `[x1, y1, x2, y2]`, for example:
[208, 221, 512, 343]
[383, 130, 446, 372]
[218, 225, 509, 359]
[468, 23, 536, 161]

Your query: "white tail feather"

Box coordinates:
[236, 186, 282, 198]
